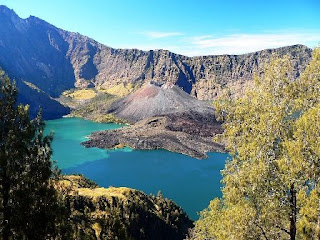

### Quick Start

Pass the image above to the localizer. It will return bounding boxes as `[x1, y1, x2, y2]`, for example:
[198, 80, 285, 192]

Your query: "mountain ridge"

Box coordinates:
[0, 5, 313, 118]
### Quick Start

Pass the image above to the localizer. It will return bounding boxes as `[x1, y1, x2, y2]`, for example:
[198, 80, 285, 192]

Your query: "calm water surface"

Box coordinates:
[45, 117, 228, 220]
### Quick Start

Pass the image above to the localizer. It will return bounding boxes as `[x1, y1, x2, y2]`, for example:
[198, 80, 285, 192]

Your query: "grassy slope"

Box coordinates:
[57, 88, 129, 124]
[55, 175, 193, 240]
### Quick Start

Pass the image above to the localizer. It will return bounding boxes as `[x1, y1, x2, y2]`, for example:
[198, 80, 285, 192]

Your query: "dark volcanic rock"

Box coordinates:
[0, 5, 312, 119]
[83, 112, 224, 159]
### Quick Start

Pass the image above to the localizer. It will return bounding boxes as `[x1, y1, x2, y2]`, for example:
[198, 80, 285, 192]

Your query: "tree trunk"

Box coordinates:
[2, 168, 10, 240]
[317, 197, 320, 239]
[289, 184, 297, 240]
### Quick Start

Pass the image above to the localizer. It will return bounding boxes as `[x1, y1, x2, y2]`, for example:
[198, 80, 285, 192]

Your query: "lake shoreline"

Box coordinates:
[46, 117, 228, 220]
[82, 113, 225, 159]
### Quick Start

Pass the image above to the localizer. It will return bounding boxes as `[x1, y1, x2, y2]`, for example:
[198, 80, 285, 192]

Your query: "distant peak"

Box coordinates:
[0, 5, 11, 11]
[0, 5, 18, 17]
[27, 15, 39, 20]
[0, 5, 49, 27]
[26, 15, 45, 23]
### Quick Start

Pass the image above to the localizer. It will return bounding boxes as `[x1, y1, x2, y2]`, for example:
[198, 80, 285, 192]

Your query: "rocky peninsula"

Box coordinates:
[82, 82, 224, 158]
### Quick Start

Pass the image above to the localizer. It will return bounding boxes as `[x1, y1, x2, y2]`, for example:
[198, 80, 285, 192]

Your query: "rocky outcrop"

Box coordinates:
[0, 5, 312, 119]
[82, 112, 224, 159]
[55, 175, 193, 240]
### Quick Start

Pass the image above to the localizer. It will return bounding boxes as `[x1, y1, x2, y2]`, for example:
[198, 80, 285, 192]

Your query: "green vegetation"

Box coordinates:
[0, 72, 192, 239]
[90, 113, 129, 124]
[191, 48, 320, 240]
[59, 89, 129, 124]
[58, 83, 143, 124]
[55, 175, 193, 240]
[0, 71, 68, 239]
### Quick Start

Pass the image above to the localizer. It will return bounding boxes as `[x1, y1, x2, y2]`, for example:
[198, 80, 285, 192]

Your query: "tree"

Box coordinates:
[191, 48, 320, 240]
[0, 71, 64, 239]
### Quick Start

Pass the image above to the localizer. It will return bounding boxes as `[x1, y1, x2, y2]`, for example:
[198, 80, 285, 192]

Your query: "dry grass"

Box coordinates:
[57, 177, 130, 238]
[64, 89, 96, 100]
[77, 186, 134, 200]
[53, 174, 193, 239]
[56, 175, 135, 200]
[98, 83, 135, 97]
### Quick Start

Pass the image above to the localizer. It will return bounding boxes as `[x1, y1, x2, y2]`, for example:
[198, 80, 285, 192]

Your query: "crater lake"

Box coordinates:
[45, 117, 228, 220]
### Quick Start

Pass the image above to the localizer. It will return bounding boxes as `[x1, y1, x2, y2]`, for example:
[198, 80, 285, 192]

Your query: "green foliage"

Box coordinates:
[56, 175, 193, 240]
[0, 71, 68, 239]
[60, 90, 128, 124]
[192, 48, 320, 240]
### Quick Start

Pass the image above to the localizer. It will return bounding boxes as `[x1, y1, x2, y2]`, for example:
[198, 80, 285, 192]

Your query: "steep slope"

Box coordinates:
[16, 79, 69, 119]
[62, 36, 312, 100]
[0, 68, 69, 119]
[188, 45, 312, 99]
[0, 6, 72, 118]
[108, 82, 215, 123]
[0, 5, 313, 119]
[56, 175, 193, 240]
[0, 6, 75, 97]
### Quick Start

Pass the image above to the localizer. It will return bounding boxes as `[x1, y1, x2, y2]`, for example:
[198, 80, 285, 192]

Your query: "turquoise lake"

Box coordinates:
[45, 117, 228, 220]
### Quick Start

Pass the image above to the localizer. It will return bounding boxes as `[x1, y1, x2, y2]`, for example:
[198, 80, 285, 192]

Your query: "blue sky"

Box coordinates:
[1, 0, 320, 56]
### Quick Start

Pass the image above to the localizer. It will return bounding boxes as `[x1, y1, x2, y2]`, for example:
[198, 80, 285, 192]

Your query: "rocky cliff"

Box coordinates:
[59, 34, 313, 100]
[0, 5, 313, 119]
